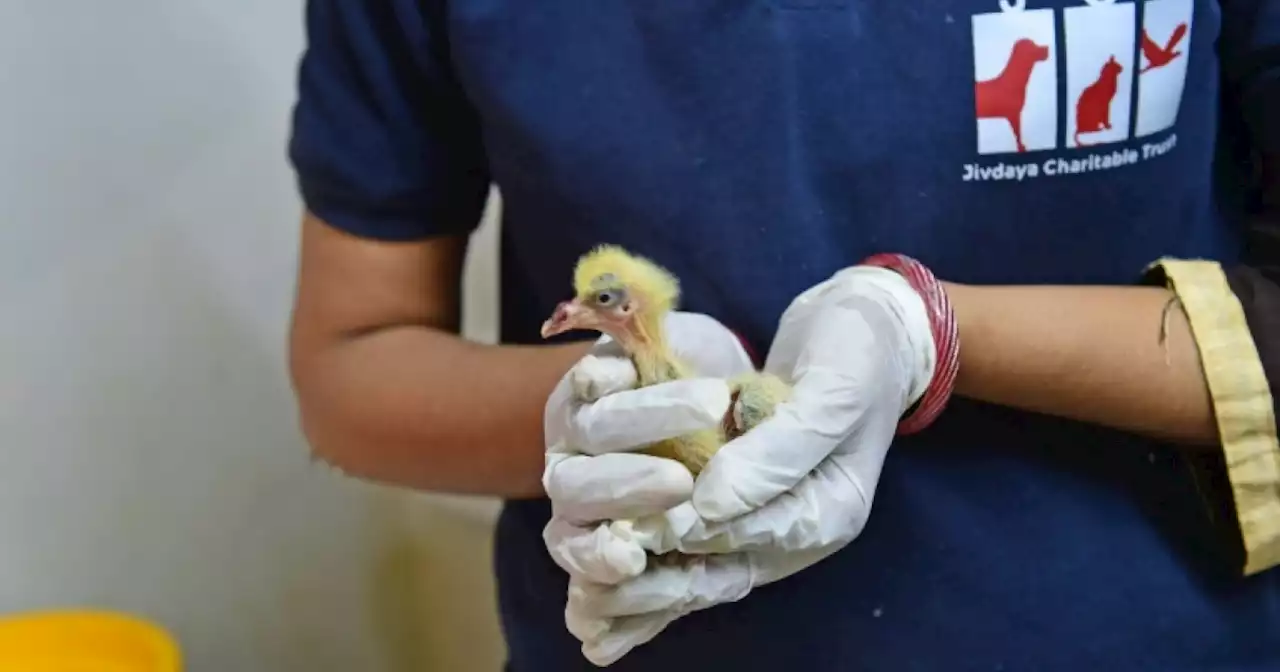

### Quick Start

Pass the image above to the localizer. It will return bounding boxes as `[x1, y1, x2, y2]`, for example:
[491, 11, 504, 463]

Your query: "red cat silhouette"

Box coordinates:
[975, 38, 1050, 153]
[1074, 54, 1123, 147]
[1140, 22, 1188, 73]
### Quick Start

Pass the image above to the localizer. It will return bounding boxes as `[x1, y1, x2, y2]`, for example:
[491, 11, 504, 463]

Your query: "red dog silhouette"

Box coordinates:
[1074, 54, 1124, 147]
[1140, 22, 1188, 73]
[975, 38, 1051, 152]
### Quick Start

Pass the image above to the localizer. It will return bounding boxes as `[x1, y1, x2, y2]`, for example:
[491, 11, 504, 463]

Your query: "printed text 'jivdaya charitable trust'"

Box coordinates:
[963, 131, 1176, 182]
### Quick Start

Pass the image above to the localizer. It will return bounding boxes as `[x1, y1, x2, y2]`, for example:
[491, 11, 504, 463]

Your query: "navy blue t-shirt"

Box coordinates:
[289, 1, 1280, 669]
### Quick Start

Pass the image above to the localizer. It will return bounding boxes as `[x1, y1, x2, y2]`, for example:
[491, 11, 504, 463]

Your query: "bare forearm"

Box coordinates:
[292, 327, 590, 498]
[944, 282, 1217, 445]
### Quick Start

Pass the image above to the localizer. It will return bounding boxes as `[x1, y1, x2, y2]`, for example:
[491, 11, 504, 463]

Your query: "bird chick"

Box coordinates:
[540, 244, 791, 475]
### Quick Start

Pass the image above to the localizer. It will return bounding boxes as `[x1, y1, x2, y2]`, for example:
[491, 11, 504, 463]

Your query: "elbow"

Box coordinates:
[287, 337, 453, 488]
[291, 397, 459, 492]
[293, 396, 354, 473]
[289, 372, 400, 482]
[287, 333, 371, 476]
[288, 349, 352, 473]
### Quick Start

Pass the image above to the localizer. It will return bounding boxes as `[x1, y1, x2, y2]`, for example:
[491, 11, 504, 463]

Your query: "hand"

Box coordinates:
[540, 311, 754, 620]
[565, 266, 939, 664]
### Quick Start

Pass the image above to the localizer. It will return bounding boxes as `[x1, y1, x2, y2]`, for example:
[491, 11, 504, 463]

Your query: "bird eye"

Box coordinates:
[595, 291, 615, 306]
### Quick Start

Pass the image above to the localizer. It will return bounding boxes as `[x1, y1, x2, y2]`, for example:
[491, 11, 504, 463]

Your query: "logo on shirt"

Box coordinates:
[963, 0, 1190, 182]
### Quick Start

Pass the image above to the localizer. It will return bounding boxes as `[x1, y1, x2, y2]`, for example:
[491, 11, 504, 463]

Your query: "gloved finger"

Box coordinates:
[744, 544, 849, 587]
[564, 575, 673, 667]
[566, 618, 605, 650]
[568, 561, 693, 619]
[569, 554, 753, 619]
[545, 452, 694, 523]
[692, 364, 863, 522]
[672, 458, 870, 555]
[544, 355, 631, 457]
[567, 554, 754, 666]
[568, 354, 639, 403]
[543, 518, 648, 585]
[564, 589, 610, 644]
[567, 378, 731, 455]
[579, 610, 679, 668]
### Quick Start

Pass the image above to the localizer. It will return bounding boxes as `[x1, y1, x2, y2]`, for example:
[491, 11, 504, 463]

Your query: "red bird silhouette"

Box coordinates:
[1140, 22, 1187, 73]
[975, 38, 1051, 153]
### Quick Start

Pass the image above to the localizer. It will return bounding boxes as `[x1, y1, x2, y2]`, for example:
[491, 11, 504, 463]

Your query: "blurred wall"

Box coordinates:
[0, 1, 505, 669]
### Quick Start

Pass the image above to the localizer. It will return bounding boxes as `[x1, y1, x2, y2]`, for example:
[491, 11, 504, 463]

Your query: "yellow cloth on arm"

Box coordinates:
[1146, 258, 1280, 575]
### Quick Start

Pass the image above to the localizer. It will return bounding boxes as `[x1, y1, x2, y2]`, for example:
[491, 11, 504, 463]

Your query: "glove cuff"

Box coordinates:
[859, 253, 960, 435]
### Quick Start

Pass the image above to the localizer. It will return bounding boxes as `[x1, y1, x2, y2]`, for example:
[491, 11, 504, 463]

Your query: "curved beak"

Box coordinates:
[540, 299, 589, 338]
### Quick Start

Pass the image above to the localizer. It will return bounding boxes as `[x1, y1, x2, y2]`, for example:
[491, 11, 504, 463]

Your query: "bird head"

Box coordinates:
[540, 244, 679, 352]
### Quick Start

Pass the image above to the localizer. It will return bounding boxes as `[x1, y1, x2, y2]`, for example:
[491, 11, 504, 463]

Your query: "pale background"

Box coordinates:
[1, 1, 507, 670]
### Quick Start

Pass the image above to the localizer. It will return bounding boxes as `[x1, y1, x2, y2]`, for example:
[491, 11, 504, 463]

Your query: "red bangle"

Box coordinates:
[859, 253, 961, 435]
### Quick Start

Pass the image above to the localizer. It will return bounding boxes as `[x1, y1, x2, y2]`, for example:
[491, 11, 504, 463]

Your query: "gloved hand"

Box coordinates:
[562, 265, 942, 666]
[541, 310, 755, 588]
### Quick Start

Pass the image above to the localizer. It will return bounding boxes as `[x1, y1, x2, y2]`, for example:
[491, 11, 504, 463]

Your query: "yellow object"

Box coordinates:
[0, 609, 180, 671]
[1146, 258, 1280, 576]
[573, 244, 681, 314]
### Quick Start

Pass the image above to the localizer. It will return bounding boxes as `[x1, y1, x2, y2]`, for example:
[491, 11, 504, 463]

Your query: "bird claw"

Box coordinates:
[723, 372, 793, 438]
[721, 385, 746, 441]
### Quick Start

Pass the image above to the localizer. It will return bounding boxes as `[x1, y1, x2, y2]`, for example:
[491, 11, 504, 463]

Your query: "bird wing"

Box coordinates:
[1140, 29, 1162, 62]
[1163, 23, 1188, 53]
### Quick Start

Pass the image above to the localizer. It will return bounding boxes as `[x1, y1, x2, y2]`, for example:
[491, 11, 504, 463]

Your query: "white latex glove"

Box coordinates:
[541, 311, 755, 586]
[565, 266, 939, 666]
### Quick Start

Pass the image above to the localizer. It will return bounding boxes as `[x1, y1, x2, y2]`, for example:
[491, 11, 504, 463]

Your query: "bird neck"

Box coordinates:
[627, 313, 679, 385]
[633, 347, 679, 385]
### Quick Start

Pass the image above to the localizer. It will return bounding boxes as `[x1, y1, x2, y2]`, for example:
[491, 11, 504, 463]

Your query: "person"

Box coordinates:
[285, 0, 1280, 669]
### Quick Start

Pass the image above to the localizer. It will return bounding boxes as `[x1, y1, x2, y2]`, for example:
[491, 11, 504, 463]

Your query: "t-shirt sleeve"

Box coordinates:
[1143, 200, 1280, 577]
[287, 0, 491, 241]
[1141, 247, 1280, 577]
[1218, 208, 1280, 566]
[1221, 0, 1280, 152]
[1224, 264, 1279, 414]
[1148, 2, 1280, 578]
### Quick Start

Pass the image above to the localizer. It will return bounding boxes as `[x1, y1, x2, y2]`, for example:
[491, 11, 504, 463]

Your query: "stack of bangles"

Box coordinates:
[861, 253, 961, 435]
